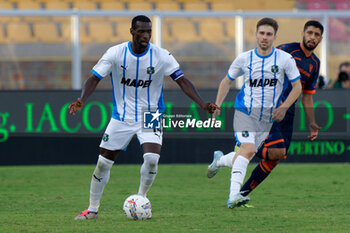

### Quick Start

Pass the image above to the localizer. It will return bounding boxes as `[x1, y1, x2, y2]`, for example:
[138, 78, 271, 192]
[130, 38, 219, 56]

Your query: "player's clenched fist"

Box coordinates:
[68, 98, 84, 115]
[271, 107, 287, 122]
[203, 102, 220, 114]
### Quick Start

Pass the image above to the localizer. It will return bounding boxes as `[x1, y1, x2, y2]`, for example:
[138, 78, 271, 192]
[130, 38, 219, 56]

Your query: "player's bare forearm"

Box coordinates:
[175, 77, 218, 113]
[68, 75, 100, 115]
[215, 76, 232, 107]
[211, 76, 231, 118]
[280, 80, 302, 109]
[302, 93, 316, 124]
[272, 80, 302, 122]
[176, 76, 207, 109]
[80, 75, 101, 103]
[302, 93, 321, 140]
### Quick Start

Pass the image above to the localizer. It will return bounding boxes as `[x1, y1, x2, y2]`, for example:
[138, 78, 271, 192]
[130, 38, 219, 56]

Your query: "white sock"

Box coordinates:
[88, 155, 114, 212]
[229, 155, 249, 200]
[138, 153, 160, 196]
[217, 152, 235, 168]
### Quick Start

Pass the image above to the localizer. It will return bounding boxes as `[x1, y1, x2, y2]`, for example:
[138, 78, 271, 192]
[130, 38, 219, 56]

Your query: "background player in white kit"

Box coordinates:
[69, 15, 217, 219]
[208, 18, 302, 208]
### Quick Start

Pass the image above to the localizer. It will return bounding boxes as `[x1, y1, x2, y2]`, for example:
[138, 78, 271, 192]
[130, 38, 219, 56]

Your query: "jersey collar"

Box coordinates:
[299, 42, 312, 58]
[128, 41, 150, 57]
[254, 47, 275, 59]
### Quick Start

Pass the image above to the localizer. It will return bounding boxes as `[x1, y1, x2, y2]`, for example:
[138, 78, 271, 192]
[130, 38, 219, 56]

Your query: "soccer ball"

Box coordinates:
[123, 194, 152, 220]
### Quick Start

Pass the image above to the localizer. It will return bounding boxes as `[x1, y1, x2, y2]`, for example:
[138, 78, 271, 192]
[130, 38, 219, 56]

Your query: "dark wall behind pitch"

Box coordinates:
[1, 136, 233, 165]
[1, 89, 350, 165]
[1, 136, 350, 165]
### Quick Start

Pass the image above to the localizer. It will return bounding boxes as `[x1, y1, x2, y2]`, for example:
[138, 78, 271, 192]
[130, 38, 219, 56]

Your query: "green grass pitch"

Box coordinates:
[1, 164, 350, 233]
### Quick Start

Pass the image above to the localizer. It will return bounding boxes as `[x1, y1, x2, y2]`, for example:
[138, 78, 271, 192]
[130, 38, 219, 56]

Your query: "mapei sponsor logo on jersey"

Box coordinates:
[121, 77, 152, 88]
[249, 78, 277, 87]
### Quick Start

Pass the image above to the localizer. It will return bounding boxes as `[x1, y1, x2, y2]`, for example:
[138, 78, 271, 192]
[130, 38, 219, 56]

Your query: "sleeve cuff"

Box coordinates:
[227, 73, 234, 81]
[290, 75, 301, 83]
[91, 69, 104, 80]
[302, 89, 316, 94]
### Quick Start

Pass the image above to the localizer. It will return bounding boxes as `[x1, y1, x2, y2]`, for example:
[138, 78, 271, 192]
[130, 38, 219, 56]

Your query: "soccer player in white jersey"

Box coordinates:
[207, 18, 302, 208]
[69, 15, 217, 220]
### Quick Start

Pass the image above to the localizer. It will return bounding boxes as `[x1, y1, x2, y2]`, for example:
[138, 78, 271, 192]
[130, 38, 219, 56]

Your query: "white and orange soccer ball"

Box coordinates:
[123, 194, 152, 220]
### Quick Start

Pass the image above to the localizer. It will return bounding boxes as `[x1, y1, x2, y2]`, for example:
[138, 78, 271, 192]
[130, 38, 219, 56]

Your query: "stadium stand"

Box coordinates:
[263, 0, 296, 10]
[71, 0, 98, 10]
[0, 23, 6, 43]
[33, 21, 63, 43]
[167, 18, 200, 43]
[162, 18, 174, 43]
[0, 0, 297, 11]
[197, 18, 227, 43]
[80, 22, 92, 43]
[60, 21, 74, 42]
[89, 21, 118, 43]
[2, 0, 350, 89]
[45, 1, 70, 10]
[234, 0, 295, 10]
[243, 18, 258, 44]
[334, 0, 350, 10]
[100, 1, 124, 10]
[183, 1, 208, 11]
[306, 0, 330, 10]
[210, 1, 236, 11]
[155, 1, 180, 11]
[15, 0, 42, 9]
[0, 0, 14, 9]
[6, 21, 36, 43]
[127, 1, 153, 11]
[275, 18, 306, 44]
[329, 18, 348, 42]
[220, 18, 235, 41]
[109, 17, 134, 42]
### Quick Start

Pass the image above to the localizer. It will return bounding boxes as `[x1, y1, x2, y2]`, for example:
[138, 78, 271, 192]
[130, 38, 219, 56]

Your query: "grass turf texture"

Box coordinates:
[1, 164, 350, 233]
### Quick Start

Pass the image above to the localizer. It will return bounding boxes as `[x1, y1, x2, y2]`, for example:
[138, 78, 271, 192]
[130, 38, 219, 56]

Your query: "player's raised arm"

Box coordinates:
[175, 76, 218, 114]
[68, 74, 101, 115]
[272, 79, 302, 122]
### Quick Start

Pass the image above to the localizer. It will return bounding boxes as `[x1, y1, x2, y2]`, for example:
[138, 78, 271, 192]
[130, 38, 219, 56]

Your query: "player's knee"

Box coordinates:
[239, 143, 256, 159]
[143, 153, 160, 168]
[267, 148, 286, 161]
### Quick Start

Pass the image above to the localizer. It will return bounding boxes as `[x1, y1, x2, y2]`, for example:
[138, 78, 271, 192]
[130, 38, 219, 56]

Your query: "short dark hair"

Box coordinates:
[256, 17, 279, 34]
[304, 20, 324, 35]
[131, 15, 151, 29]
[339, 61, 350, 71]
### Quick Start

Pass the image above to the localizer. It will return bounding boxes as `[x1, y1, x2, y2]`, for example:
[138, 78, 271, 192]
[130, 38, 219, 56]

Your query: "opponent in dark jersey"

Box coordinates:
[240, 20, 324, 198]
